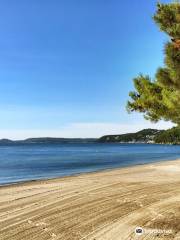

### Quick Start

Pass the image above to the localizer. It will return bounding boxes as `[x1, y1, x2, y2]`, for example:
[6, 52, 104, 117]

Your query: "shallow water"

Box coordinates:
[0, 143, 180, 184]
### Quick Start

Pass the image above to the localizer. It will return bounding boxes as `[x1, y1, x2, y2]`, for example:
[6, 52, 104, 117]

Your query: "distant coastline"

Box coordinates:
[0, 137, 97, 145]
[1, 127, 180, 145]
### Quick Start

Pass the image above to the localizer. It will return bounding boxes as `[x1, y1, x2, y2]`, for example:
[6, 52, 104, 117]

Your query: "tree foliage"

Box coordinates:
[154, 126, 180, 144]
[127, 1, 180, 125]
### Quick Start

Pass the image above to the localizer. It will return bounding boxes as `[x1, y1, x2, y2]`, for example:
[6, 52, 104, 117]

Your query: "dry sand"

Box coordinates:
[0, 159, 180, 240]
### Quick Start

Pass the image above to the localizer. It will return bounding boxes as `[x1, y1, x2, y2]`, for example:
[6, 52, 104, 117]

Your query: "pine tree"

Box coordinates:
[127, 1, 180, 125]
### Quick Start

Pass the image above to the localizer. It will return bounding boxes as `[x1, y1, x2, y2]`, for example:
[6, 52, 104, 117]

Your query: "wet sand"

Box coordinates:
[0, 159, 180, 240]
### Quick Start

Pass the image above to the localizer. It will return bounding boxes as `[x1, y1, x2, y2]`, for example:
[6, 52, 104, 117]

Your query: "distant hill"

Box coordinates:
[154, 127, 180, 144]
[0, 128, 180, 145]
[22, 137, 97, 144]
[0, 138, 97, 145]
[98, 129, 164, 143]
[0, 139, 14, 144]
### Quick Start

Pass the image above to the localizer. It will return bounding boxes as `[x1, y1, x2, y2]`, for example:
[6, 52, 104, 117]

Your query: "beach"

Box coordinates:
[0, 159, 180, 240]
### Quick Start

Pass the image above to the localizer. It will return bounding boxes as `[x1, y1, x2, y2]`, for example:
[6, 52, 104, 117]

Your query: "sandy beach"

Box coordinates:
[0, 159, 180, 240]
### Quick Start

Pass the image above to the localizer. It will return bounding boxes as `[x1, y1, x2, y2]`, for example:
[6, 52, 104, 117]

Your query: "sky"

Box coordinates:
[0, 0, 174, 139]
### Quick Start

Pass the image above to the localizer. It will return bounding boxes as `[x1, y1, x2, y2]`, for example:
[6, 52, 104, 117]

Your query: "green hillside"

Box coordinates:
[99, 129, 163, 143]
[154, 127, 180, 144]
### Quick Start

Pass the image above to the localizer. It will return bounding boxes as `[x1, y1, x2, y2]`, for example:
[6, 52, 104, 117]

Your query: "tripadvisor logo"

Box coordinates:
[135, 227, 173, 236]
[135, 227, 143, 235]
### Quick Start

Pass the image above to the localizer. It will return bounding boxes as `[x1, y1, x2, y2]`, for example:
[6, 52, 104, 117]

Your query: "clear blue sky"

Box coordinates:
[0, 0, 173, 139]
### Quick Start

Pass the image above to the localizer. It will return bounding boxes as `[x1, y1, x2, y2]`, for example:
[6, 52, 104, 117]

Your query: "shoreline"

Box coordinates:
[1, 158, 180, 239]
[1, 156, 180, 188]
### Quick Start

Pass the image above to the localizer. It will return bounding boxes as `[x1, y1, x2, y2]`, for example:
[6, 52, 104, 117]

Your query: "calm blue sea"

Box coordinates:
[0, 143, 180, 185]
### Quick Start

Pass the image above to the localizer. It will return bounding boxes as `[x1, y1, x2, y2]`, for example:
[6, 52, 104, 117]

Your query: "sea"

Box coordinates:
[0, 143, 180, 185]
